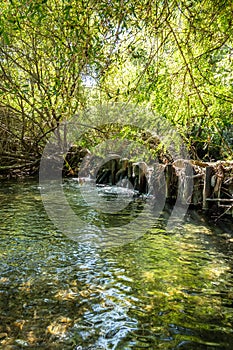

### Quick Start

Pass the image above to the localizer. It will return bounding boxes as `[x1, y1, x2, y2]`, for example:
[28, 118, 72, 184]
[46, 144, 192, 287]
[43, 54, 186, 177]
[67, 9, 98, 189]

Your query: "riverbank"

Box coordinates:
[0, 147, 232, 218]
[83, 156, 233, 218]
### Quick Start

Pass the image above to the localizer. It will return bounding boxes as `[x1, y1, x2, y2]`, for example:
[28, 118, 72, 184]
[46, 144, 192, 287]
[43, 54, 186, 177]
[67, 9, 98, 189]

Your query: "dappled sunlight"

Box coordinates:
[55, 289, 78, 301]
[47, 317, 73, 336]
[0, 180, 233, 349]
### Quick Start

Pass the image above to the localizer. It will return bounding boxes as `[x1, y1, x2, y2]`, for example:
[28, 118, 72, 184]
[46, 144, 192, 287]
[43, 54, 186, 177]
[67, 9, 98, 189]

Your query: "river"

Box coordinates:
[0, 179, 233, 349]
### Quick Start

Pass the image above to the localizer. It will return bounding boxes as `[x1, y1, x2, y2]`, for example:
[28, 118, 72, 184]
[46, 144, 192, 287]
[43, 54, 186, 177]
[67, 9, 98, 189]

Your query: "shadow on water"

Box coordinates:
[0, 179, 233, 349]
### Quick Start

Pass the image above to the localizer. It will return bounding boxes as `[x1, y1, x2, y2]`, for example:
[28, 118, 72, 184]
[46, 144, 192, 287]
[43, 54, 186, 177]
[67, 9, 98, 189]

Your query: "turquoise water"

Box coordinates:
[0, 179, 233, 349]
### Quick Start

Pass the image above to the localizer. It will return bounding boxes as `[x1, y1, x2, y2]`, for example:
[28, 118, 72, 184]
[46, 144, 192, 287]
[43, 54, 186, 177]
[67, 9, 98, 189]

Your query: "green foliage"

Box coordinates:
[99, 0, 233, 160]
[0, 0, 232, 171]
[74, 122, 166, 163]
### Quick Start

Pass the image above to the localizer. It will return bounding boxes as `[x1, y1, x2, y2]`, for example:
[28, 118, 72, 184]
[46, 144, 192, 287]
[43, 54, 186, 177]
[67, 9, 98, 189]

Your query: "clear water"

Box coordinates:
[0, 179, 233, 349]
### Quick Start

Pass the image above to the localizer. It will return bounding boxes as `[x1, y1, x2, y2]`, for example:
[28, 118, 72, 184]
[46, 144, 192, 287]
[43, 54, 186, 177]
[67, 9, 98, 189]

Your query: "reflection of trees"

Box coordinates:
[109, 220, 233, 346]
[1, 181, 233, 348]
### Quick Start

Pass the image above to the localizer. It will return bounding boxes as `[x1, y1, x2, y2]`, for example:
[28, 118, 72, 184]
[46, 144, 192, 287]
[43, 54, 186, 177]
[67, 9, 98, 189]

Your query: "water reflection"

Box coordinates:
[0, 179, 233, 349]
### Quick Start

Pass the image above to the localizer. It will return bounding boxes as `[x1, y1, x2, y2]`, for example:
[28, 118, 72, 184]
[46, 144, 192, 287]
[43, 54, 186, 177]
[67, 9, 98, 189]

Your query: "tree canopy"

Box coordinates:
[0, 0, 232, 174]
